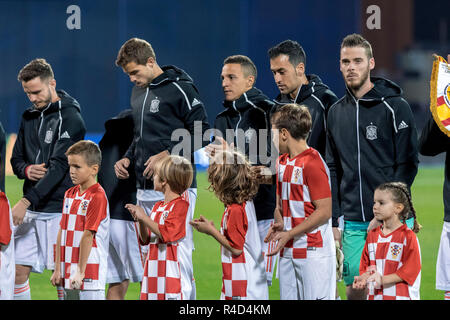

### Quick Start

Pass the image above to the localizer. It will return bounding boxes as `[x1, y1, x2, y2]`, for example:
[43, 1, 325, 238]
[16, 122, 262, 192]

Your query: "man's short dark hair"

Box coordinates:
[341, 33, 373, 59]
[268, 40, 306, 68]
[223, 55, 257, 80]
[116, 38, 156, 68]
[18, 58, 54, 82]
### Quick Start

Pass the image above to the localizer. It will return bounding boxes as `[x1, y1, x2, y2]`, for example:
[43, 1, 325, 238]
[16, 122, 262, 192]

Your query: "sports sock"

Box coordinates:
[445, 291, 450, 300]
[57, 286, 65, 300]
[14, 280, 31, 300]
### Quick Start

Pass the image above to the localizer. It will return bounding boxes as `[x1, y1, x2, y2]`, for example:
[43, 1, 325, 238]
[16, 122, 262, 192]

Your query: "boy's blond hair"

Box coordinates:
[154, 155, 193, 195]
[65, 140, 101, 166]
[207, 150, 258, 206]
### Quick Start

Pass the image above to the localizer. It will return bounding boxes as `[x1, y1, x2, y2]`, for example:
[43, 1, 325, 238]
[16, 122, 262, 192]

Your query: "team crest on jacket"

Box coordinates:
[44, 128, 53, 144]
[149, 97, 160, 113]
[366, 123, 378, 140]
[244, 128, 255, 144]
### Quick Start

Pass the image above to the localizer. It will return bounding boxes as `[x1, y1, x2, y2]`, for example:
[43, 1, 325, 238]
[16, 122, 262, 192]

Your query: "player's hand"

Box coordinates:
[114, 158, 130, 179]
[205, 136, 233, 158]
[125, 203, 147, 222]
[70, 270, 84, 290]
[26, 163, 47, 181]
[143, 150, 170, 179]
[190, 215, 215, 235]
[250, 165, 273, 184]
[50, 269, 62, 287]
[12, 198, 30, 226]
[332, 227, 342, 248]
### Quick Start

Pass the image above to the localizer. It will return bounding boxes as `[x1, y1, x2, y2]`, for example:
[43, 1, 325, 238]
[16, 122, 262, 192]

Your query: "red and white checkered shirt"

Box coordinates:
[59, 183, 110, 290]
[140, 196, 189, 300]
[0, 192, 14, 299]
[220, 201, 268, 300]
[360, 224, 421, 300]
[276, 148, 333, 259]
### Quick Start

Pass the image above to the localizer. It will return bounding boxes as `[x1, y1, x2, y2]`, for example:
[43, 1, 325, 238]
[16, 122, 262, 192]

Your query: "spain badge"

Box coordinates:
[430, 55, 450, 137]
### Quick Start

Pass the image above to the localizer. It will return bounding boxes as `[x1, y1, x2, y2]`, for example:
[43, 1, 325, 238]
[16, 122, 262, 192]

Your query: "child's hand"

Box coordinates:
[190, 215, 215, 235]
[50, 269, 62, 287]
[367, 271, 382, 289]
[125, 204, 147, 222]
[352, 275, 367, 290]
[264, 220, 283, 243]
[266, 230, 291, 256]
[70, 270, 84, 290]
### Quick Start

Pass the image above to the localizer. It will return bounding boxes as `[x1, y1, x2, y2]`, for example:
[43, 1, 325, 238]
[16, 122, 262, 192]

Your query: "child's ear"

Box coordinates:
[91, 164, 100, 176]
[395, 203, 405, 214]
[280, 128, 289, 141]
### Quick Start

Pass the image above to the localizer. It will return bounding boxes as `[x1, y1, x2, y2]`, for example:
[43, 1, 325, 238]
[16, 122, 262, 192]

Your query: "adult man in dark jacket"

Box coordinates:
[268, 40, 338, 158]
[114, 38, 210, 299]
[98, 109, 141, 300]
[207, 55, 277, 285]
[326, 34, 418, 299]
[419, 70, 450, 298]
[10, 58, 86, 299]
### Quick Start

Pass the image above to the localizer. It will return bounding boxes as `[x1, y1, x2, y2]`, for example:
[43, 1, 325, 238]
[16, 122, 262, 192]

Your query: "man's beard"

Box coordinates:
[347, 66, 370, 92]
[34, 88, 52, 109]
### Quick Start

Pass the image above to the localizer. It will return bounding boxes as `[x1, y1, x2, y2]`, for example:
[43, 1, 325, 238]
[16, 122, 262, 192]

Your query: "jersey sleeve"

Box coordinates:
[396, 231, 421, 286]
[158, 199, 189, 243]
[359, 229, 377, 275]
[0, 193, 11, 246]
[223, 205, 248, 251]
[304, 154, 332, 201]
[85, 192, 108, 233]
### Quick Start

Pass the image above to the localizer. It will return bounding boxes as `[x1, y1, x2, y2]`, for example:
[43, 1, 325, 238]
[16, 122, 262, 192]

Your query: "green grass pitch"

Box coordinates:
[4, 165, 446, 300]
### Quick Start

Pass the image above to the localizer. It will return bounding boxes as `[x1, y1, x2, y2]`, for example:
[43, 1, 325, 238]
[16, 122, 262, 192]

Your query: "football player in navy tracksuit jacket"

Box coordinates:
[325, 34, 418, 300]
[113, 38, 210, 300]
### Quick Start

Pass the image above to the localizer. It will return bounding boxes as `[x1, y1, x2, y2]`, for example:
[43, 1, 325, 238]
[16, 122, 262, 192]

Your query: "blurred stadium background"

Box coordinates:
[0, 0, 448, 300]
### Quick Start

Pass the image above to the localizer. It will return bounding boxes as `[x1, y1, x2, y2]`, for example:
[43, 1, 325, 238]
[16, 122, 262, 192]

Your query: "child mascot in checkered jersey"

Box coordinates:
[190, 150, 269, 300]
[0, 190, 14, 300]
[353, 182, 422, 300]
[265, 103, 336, 300]
[125, 155, 194, 300]
[50, 140, 110, 300]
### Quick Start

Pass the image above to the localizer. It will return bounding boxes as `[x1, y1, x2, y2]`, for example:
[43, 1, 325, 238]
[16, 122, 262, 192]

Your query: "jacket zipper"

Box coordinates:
[141, 88, 150, 190]
[352, 95, 376, 222]
[355, 100, 365, 222]
[232, 101, 242, 151]
[35, 103, 52, 164]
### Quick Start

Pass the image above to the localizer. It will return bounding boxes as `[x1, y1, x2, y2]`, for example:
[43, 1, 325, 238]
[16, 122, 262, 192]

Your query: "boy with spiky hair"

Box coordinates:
[50, 140, 109, 300]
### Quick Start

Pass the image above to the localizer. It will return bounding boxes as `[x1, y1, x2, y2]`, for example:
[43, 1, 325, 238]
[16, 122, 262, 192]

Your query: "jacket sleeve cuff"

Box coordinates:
[24, 188, 40, 207]
[24, 165, 31, 180]
[332, 216, 339, 228]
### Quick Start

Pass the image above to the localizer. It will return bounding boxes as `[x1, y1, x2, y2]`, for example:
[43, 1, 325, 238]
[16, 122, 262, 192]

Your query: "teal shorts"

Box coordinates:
[342, 218, 414, 286]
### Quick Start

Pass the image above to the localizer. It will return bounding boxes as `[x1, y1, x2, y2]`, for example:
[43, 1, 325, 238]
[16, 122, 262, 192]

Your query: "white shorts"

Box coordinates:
[436, 221, 450, 291]
[279, 255, 336, 300]
[13, 211, 61, 273]
[136, 188, 197, 300]
[257, 219, 278, 286]
[106, 219, 144, 284]
[64, 289, 105, 300]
